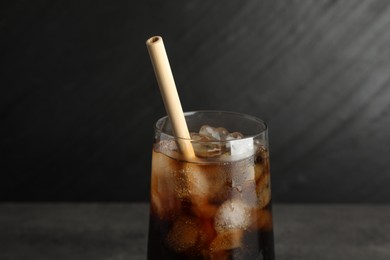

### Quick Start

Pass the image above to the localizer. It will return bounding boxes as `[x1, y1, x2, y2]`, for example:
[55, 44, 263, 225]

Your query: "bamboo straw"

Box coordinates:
[146, 36, 195, 160]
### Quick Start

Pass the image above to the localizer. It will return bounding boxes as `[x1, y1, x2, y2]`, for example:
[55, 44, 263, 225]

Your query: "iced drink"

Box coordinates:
[147, 111, 275, 260]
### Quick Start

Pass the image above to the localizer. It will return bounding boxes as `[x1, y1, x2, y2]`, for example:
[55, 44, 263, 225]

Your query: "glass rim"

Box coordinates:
[154, 110, 268, 142]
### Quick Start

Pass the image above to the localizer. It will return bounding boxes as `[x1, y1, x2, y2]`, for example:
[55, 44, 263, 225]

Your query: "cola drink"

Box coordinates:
[147, 111, 275, 260]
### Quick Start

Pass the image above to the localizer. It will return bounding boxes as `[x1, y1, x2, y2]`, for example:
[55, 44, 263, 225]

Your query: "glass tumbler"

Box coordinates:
[147, 111, 275, 260]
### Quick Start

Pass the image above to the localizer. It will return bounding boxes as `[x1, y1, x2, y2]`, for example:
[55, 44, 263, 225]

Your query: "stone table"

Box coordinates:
[0, 203, 389, 260]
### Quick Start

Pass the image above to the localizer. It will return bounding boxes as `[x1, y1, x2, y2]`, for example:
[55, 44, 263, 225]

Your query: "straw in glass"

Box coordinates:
[146, 36, 195, 160]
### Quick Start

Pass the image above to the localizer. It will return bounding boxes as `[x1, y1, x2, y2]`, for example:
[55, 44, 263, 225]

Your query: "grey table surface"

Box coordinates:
[0, 203, 389, 260]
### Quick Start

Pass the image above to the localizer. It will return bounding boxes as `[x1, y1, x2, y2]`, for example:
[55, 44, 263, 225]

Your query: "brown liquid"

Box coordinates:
[147, 144, 275, 260]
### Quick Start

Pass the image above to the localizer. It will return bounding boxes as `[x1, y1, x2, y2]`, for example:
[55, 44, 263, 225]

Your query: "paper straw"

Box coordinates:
[146, 36, 195, 160]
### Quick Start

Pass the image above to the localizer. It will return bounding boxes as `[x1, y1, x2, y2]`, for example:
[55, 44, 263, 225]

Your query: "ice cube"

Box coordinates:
[210, 229, 243, 252]
[190, 132, 214, 142]
[150, 150, 180, 219]
[232, 172, 271, 210]
[225, 132, 244, 140]
[255, 144, 269, 164]
[166, 216, 204, 253]
[184, 163, 227, 203]
[193, 143, 223, 158]
[254, 163, 264, 181]
[155, 139, 181, 160]
[172, 168, 191, 202]
[194, 126, 253, 160]
[214, 199, 251, 233]
[199, 125, 229, 141]
[245, 165, 256, 181]
[185, 165, 210, 202]
[215, 127, 229, 140]
[232, 180, 259, 207]
[257, 173, 271, 208]
[229, 158, 256, 188]
[190, 132, 224, 158]
[229, 138, 254, 160]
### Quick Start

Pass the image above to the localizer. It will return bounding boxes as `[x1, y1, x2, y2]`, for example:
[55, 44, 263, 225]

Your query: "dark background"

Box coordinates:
[1, 0, 389, 203]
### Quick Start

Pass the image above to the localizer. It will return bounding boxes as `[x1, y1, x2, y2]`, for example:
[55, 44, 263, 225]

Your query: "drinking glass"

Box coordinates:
[147, 111, 275, 260]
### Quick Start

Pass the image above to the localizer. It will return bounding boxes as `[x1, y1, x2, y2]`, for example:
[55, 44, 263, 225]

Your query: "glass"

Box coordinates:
[147, 111, 275, 260]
